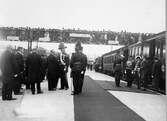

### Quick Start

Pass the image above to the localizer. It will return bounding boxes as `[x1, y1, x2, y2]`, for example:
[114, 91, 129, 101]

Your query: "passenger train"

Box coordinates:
[94, 31, 166, 94]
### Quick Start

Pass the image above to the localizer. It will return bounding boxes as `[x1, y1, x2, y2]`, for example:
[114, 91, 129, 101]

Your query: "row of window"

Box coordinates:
[103, 53, 116, 64]
[129, 38, 165, 60]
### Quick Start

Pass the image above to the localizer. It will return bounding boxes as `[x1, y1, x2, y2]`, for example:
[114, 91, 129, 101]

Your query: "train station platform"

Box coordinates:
[0, 71, 166, 121]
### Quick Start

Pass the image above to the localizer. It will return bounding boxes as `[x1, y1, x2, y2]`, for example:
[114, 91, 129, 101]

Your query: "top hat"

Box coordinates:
[58, 42, 67, 49]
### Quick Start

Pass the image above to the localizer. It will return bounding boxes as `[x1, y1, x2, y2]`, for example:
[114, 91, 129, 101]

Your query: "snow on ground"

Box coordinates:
[14, 73, 74, 121]
[0, 40, 123, 60]
[109, 91, 166, 121]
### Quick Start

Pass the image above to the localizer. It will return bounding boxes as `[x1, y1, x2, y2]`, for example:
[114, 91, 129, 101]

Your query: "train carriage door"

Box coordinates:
[154, 39, 161, 58]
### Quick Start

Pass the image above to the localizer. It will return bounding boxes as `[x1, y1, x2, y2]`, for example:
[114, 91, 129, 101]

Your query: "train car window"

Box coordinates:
[134, 47, 136, 57]
[155, 39, 161, 58]
[136, 47, 139, 56]
[143, 44, 149, 57]
[138, 46, 141, 56]
[132, 47, 134, 56]
[129, 48, 131, 56]
[135, 47, 138, 56]
[130, 49, 132, 56]
[162, 39, 166, 60]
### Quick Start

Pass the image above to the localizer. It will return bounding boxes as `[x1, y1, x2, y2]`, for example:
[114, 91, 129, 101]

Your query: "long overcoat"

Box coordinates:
[26, 52, 42, 83]
[47, 54, 61, 79]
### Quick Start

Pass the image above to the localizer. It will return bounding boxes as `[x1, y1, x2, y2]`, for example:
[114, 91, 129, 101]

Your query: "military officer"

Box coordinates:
[58, 42, 70, 90]
[70, 41, 87, 95]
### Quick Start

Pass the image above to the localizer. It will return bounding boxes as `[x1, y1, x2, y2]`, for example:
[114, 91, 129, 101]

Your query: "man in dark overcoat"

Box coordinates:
[47, 50, 61, 90]
[113, 54, 124, 87]
[140, 56, 151, 90]
[0, 46, 17, 100]
[70, 41, 87, 95]
[152, 57, 162, 90]
[26, 49, 43, 94]
[13, 47, 24, 94]
[37, 48, 47, 83]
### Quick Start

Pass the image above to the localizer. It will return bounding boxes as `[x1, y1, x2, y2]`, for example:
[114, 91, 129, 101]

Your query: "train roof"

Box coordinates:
[101, 31, 166, 57]
[145, 31, 166, 42]
[102, 45, 126, 57]
[128, 31, 166, 48]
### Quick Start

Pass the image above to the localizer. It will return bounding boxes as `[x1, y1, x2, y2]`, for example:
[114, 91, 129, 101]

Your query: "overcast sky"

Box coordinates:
[0, 0, 165, 33]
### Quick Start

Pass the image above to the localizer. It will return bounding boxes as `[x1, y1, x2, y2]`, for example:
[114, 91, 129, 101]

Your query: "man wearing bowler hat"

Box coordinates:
[58, 42, 70, 90]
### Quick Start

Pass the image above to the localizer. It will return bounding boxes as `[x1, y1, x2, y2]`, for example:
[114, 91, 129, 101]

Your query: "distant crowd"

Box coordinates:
[113, 54, 166, 92]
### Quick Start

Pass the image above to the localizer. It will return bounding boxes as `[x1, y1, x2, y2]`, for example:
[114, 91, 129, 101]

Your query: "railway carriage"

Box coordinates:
[95, 31, 166, 94]
[94, 57, 103, 72]
[102, 46, 128, 75]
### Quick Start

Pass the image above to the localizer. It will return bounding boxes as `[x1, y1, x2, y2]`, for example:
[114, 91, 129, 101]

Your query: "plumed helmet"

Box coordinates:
[75, 41, 83, 50]
[58, 42, 67, 49]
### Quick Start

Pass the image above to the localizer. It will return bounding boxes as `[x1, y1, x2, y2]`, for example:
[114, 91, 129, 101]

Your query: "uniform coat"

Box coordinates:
[70, 52, 87, 94]
[59, 53, 70, 89]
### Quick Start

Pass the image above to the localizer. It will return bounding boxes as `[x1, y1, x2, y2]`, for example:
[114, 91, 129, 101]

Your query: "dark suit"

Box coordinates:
[152, 60, 162, 90]
[26, 52, 42, 94]
[0, 50, 17, 100]
[114, 58, 123, 87]
[40, 55, 47, 82]
[47, 54, 61, 90]
[70, 52, 87, 94]
[140, 58, 151, 89]
[13, 51, 24, 94]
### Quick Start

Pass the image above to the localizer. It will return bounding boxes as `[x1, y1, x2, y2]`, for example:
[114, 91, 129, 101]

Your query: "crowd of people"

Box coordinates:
[113, 54, 165, 91]
[0, 27, 153, 45]
[0, 41, 87, 100]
